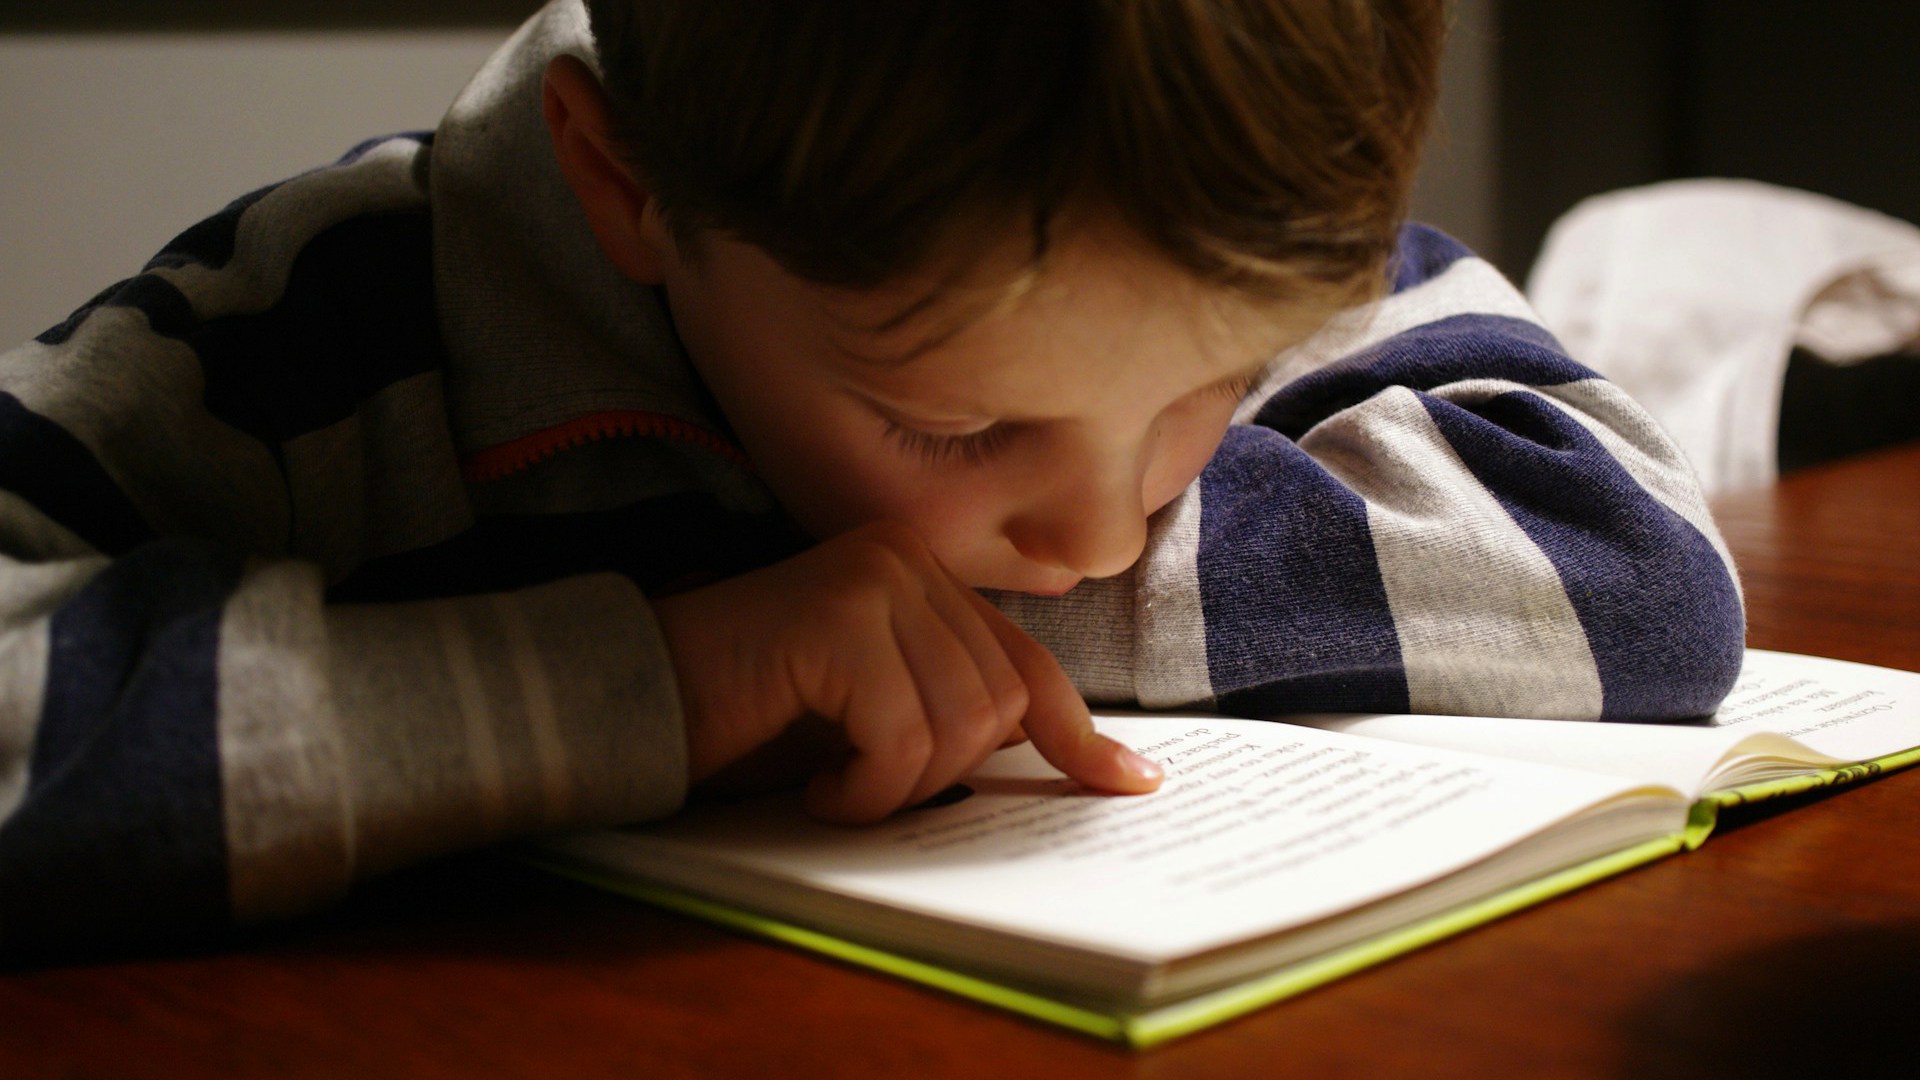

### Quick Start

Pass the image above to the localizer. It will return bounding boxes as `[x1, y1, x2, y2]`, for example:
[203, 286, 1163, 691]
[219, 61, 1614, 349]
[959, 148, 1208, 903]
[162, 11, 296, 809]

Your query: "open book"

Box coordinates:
[528, 649, 1920, 1047]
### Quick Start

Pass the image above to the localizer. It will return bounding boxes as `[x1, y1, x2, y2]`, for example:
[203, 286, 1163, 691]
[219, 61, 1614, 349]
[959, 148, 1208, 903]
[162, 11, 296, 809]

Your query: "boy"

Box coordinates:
[0, 0, 1744, 958]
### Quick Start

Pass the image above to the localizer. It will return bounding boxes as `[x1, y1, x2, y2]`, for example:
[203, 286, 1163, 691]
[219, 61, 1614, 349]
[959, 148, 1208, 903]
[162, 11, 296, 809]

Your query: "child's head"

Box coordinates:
[549, 0, 1445, 593]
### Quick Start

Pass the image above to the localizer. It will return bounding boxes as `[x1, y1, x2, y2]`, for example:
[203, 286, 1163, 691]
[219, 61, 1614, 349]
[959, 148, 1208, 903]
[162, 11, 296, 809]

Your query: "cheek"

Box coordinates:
[845, 458, 1005, 544]
[750, 410, 994, 545]
[750, 425, 897, 537]
[1145, 402, 1237, 514]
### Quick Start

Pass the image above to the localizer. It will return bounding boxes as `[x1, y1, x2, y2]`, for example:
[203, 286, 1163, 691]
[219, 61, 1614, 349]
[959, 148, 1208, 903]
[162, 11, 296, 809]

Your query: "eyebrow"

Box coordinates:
[863, 352, 1277, 430]
[828, 262, 1042, 369]
[836, 316, 975, 369]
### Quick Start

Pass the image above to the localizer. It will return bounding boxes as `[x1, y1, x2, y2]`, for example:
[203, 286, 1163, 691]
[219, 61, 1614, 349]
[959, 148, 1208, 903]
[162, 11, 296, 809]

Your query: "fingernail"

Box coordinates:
[1125, 750, 1163, 782]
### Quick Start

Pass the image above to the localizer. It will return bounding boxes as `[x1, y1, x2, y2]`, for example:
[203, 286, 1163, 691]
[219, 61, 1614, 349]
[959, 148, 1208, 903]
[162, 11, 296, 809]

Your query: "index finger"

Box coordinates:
[969, 594, 1163, 794]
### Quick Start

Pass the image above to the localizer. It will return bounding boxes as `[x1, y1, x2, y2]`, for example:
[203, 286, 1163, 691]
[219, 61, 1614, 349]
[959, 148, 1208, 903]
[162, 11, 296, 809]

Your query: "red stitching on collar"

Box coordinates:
[458, 409, 751, 482]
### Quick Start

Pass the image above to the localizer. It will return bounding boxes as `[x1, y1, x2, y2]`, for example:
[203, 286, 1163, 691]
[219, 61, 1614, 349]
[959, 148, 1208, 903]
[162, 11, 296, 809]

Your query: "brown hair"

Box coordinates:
[584, 0, 1445, 310]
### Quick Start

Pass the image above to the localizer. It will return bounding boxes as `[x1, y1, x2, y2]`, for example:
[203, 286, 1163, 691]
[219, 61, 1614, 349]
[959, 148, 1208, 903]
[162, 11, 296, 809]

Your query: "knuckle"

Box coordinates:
[990, 674, 1031, 723]
[953, 690, 1006, 736]
[830, 532, 925, 598]
[997, 624, 1049, 670]
[852, 523, 936, 578]
[869, 717, 935, 771]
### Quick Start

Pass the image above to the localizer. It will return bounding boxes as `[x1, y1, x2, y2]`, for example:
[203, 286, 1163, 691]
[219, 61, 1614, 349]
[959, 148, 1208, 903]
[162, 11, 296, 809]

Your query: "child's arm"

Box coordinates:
[997, 225, 1746, 722]
[0, 136, 678, 959]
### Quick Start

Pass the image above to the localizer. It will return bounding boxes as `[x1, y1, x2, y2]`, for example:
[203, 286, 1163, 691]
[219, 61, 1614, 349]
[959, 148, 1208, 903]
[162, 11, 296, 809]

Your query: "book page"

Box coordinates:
[574, 716, 1677, 963]
[1705, 650, 1920, 760]
[1291, 650, 1920, 794]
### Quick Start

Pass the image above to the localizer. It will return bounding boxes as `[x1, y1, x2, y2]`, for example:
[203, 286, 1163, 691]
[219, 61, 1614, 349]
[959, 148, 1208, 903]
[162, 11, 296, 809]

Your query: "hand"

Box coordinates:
[652, 521, 1162, 823]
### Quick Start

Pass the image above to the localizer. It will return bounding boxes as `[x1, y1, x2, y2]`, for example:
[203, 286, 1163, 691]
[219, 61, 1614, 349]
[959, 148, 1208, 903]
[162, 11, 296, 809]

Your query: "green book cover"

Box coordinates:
[526, 832, 1682, 1047]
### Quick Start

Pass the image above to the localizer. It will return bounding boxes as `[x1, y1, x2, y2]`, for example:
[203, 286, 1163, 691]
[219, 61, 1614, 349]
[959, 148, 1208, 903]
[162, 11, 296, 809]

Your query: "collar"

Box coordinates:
[427, 0, 739, 477]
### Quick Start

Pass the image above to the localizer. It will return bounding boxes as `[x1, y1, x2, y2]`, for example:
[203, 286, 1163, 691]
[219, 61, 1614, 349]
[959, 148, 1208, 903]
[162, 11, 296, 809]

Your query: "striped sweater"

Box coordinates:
[0, 1, 1744, 958]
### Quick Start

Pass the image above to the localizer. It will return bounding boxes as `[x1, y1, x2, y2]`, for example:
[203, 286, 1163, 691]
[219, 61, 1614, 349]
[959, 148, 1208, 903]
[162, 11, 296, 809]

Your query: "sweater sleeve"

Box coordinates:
[997, 225, 1745, 721]
[0, 135, 688, 960]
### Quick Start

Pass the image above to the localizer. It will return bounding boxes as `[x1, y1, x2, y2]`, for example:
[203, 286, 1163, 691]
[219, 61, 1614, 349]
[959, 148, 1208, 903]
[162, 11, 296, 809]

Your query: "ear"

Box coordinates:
[542, 54, 676, 284]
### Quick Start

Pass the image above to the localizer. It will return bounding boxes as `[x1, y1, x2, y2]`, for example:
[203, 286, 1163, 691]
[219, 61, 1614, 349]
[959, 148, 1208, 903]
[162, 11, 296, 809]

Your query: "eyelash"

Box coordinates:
[881, 372, 1262, 467]
[1212, 372, 1263, 401]
[883, 420, 1014, 467]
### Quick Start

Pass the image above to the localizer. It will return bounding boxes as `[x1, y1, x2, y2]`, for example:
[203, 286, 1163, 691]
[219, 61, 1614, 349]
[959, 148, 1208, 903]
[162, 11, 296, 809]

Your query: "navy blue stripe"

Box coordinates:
[0, 391, 154, 554]
[1199, 425, 1408, 715]
[143, 134, 430, 275]
[1389, 223, 1475, 294]
[36, 279, 131, 346]
[142, 182, 282, 274]
[335, 129, 432, 167]
[1420, 391, 1745, 719]
[330, 493, 812, 604]
[193, 207, 446, 444]
[0, 539, 242, 956]
[37, 133, 433, 345]
[1253, 313, 1591, 441]
[35, 273, 198, 347]
[35, 210, 440, 445]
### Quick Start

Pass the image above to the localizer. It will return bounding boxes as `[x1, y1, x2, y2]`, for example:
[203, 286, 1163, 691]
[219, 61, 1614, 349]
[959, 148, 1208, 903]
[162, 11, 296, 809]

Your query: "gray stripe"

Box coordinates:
[1537, 379, 1742, 595]
[473, 575, 689, 827]
[1419, 376, 1741, 603]
[430, 600, 512, 834]
[146, 137, 429, 322]
[219, 560, 358, 922]
[0, 144, 434, 566]
[281, 370, 472, 581]
[2, 318, 289, 553]
[1238, 255, 1543, 424]
[988, 482, 1214, 709]
[488, 592, 573, 823]
[1133, 483, 1214, 708]
[990, 576, 1138, 706]
[1302, 387, 1605, 719]
[312, 575, 685, 890]
[0, 487, 97, 562]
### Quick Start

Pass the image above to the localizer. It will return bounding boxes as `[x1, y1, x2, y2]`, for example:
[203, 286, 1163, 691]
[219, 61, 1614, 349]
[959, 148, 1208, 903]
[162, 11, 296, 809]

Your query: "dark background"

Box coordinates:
[1496, 1, 1920, 277]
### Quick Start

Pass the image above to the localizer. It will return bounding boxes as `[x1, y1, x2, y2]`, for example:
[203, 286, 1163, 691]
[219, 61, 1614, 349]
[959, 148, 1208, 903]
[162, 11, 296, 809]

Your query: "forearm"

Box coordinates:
[0, 535, 687, 958]
[235, 564, 687, 920]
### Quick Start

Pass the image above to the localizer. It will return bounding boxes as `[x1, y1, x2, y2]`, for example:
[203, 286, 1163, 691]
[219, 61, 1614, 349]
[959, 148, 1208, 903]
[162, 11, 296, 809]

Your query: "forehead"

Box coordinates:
[809, 218, 1292, 404]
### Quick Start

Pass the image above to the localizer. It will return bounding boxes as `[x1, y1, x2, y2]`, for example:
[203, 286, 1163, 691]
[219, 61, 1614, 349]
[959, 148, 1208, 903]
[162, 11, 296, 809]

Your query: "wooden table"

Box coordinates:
[5, 444, 1917, 1079]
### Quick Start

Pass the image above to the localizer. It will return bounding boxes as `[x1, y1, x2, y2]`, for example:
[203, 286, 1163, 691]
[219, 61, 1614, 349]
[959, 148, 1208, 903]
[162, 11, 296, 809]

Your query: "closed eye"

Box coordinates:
[882, 419, 1014, 467]
[1206, 371, 1263, 401]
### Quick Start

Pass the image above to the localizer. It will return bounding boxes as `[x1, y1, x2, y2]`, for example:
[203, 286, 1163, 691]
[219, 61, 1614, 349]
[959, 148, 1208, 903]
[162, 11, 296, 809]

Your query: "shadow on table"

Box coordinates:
[1615, 922, 1920, 1079]
[248, 846, 728, 964]
[1, 844, 712, 974]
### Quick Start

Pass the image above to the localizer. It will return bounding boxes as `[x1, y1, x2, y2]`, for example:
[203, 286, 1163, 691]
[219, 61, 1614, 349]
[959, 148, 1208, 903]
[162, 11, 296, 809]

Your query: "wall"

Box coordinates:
[1410, 0, 1499, 264]
[0, 31, 509, 345]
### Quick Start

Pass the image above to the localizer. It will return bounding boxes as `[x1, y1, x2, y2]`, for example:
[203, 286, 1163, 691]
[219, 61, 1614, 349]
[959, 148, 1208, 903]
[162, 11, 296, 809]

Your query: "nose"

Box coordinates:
[1003, 451, 1150, 580]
